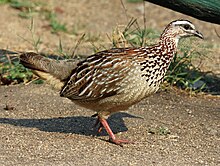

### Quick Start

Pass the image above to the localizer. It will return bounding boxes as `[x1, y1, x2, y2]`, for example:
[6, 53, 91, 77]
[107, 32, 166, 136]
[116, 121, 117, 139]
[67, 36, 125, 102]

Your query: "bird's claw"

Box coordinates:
[109, 138, 134, 146]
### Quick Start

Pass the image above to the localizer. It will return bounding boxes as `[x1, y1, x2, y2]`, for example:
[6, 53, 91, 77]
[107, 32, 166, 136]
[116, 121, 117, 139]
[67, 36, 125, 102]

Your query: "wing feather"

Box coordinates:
[60, 48, 135, 100]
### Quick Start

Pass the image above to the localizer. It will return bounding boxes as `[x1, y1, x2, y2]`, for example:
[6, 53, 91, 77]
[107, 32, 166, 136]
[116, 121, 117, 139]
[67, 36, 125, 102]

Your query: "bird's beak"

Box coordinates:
[194, 30, 204, 39]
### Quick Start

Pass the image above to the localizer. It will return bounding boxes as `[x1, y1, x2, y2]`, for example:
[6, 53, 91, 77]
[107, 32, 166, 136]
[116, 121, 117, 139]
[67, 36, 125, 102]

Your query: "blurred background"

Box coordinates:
[0, 0, 220, 92]
[0, 2, 219, 164]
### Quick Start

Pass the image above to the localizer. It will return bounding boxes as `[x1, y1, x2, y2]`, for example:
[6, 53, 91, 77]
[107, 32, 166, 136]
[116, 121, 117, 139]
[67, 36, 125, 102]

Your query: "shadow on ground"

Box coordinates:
[203, 73, 220, 95]
[0, 112, 141, 136]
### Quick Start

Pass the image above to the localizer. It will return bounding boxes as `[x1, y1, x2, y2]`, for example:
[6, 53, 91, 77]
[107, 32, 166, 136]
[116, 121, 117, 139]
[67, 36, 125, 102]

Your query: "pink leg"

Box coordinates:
[98, 116, 133, 145]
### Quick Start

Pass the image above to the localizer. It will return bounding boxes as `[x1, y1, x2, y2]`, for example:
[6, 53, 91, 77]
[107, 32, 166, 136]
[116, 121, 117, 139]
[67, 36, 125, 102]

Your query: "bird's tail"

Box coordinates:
[20, 52, 79, 90]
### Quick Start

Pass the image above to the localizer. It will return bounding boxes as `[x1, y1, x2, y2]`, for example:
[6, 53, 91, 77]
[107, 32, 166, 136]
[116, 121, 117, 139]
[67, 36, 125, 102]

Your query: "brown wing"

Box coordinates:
[60, 48, 137, 101]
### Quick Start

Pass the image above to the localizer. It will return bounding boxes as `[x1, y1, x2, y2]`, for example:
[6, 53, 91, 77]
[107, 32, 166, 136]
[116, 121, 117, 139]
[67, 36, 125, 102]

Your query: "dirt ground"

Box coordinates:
[0, 0, 220, 165]
[0, 85, 219, 165]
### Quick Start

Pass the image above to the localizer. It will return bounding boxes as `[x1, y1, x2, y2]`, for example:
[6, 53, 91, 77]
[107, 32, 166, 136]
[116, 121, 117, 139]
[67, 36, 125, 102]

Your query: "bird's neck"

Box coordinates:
[159, 29, 180, 52]
[159, 33, 179, 54]
[139, 34, 180, 87]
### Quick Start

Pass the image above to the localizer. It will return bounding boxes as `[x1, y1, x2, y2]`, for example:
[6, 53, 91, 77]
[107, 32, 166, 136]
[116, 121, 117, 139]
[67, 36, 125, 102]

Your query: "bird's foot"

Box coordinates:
[95, 115, 134, 146]
[109, 138, 134, 146]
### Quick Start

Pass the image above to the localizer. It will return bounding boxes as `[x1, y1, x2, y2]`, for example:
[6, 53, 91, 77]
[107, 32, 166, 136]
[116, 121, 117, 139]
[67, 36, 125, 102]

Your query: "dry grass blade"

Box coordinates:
[214, 28, 220, 38]
[123, 17, 138, 35]
[120, 0, 129, 21]
[71, 33, 86, 58]
[111, 26, 128, 48]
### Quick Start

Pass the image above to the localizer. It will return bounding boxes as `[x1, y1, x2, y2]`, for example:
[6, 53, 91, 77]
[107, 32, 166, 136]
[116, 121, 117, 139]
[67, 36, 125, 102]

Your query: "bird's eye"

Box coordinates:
[183, 24, 191, 30]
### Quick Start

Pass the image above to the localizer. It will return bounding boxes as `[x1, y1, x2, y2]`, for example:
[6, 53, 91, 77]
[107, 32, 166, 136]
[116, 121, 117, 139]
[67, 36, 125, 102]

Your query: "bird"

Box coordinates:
[20, 19, 203, 145]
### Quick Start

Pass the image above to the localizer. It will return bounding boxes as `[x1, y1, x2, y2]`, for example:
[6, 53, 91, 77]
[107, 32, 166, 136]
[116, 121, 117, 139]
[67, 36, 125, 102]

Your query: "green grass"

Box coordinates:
[0, 2, 209, 93]
[45, 12, 67, 33]
[0, 60, 33, 84]
[1, 0, 44, 18]
[0, 57, 45, 85]
[0, 0, 10, 5]
[110, 18, 207, 93]
[1, 17, 207, 93]
[165, 41, 206, 93]
[17, 18, 42, 53]
[1, 0, 68, 33]
[148, 126, 171, 135]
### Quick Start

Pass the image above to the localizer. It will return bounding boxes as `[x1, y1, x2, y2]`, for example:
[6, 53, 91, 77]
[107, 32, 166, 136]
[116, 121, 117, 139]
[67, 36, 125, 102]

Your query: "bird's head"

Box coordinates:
[161, 19, 204, 42]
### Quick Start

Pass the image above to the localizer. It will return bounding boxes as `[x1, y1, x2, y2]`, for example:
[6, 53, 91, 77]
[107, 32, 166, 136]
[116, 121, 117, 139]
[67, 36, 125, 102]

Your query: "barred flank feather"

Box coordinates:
[19, 20, 203, 144]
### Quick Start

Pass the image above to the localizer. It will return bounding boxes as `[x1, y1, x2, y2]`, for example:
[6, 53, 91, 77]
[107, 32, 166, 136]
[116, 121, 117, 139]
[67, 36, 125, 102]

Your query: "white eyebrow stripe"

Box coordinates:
[172, 20, 195, 29]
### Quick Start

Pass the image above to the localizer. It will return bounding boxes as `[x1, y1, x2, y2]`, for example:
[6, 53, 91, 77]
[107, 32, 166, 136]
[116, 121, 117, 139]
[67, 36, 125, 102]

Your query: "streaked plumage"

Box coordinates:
[20, 20, 203, 145]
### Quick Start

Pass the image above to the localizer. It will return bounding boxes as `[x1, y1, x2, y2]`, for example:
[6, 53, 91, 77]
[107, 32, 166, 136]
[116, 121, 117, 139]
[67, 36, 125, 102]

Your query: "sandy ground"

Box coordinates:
[0, 84, 219, 165]
[0, 0, 220, 165]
